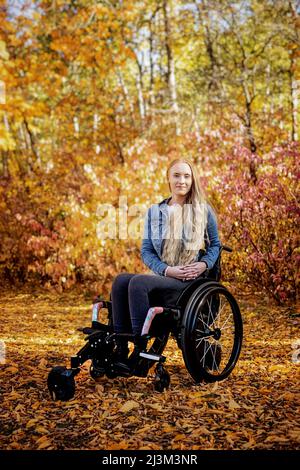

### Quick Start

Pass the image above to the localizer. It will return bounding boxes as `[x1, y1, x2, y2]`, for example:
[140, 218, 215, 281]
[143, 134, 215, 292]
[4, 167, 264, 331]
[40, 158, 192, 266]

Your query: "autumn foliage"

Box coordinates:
[0, 0, 299, 306]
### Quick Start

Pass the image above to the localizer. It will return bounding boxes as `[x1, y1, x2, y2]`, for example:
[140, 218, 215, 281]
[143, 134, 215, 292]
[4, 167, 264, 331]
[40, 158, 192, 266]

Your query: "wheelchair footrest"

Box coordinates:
[139, 352, 165, 362]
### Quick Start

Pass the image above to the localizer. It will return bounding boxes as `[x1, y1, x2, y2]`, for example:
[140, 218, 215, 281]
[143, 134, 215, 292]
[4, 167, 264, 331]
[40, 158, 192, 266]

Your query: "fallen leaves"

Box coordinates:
[228, 399, 241, 410]
[36, 435, 52, 449]
[119, 400, 140, 413]
[0, 289, 299, 450]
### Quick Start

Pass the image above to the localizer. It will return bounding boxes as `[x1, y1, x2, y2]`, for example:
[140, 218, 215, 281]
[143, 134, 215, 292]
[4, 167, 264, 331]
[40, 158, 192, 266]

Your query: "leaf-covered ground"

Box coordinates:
[0, 286, 299, 450]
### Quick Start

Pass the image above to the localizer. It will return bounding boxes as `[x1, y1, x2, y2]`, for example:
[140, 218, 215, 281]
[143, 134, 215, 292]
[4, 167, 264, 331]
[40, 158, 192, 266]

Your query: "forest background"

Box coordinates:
[0, 0, 299, 304]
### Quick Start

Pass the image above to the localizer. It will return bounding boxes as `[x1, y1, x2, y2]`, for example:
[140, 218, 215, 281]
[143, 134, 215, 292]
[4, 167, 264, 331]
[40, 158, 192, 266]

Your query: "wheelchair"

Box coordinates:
[47, 245, 243, 401]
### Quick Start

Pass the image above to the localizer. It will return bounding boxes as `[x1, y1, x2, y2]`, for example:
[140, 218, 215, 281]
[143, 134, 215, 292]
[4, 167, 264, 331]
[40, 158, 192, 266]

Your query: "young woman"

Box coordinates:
[111, 158, 221, 366]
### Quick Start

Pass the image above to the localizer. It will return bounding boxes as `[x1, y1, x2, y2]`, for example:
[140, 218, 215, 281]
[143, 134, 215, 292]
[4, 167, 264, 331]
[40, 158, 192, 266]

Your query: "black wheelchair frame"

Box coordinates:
[48, 245, 243, 400]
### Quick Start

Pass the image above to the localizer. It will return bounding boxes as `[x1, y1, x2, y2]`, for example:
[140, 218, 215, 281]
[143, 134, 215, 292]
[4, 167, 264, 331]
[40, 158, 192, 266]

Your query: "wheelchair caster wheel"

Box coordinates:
[47, 366, 78, 401]
[90, 362, 105, 381]
[105, 369, 119, 379]
[154, 363, 170, 392]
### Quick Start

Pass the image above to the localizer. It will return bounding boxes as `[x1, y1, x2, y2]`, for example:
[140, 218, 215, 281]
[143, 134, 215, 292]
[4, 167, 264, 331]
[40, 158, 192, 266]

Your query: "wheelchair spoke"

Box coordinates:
[195, 328, 205, 334]
[214, 297, 227, 328]
[219, 312, 232, 331]
[212, 343, 221, 373]
[206, 296, 213, 326]
[199, 295, 236, 374]
[201, 340, 214, 367]
[195, 336, 205, 348]
[196, 307, 211, 330]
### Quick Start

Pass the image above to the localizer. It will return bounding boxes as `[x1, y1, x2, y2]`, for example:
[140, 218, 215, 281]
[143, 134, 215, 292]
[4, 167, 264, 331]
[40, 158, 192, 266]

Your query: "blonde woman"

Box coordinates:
[110, 159, 221, 368]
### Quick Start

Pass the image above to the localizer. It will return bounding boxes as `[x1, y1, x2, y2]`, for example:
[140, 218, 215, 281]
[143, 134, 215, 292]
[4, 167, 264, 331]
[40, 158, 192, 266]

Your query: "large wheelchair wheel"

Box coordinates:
[181, 283, 243, 383]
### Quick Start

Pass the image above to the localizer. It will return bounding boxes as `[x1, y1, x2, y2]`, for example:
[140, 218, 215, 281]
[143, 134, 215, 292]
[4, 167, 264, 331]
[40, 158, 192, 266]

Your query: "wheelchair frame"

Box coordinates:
[47, 245, 243, 400]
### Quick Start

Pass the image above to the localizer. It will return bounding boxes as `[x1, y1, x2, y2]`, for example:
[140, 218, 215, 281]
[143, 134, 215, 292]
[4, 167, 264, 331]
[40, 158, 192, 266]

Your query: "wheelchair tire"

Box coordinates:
[181, 284, 243, 383]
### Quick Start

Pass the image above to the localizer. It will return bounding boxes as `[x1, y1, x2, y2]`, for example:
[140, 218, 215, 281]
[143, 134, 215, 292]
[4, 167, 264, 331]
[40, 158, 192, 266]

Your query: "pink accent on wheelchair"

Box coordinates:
[141, 307, 164, 336]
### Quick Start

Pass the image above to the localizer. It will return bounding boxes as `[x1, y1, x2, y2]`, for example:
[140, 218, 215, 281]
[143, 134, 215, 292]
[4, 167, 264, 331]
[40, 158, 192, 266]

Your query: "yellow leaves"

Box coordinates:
[26, 419, 40, 429]
[225, 433, 236, 446]
[242, 436, 257, 449]
[118, 400, 139, 413]
[279, 391, 296, 401]
[35, 426, 49, 434]
[0, 133, 16, 152]
[228, 399, 241, 410]
[265, 435, 290, 444]
[95, 384, 104, 396]
[36, 435, 52, 449]
[147, 403, 164, 412]
[7, 391, 22, 400]
[0, 40, 9, 60]
[107, 440, 129, 450]
[162, 424, 176, 433]
[268, 364, 286, 372]
[31, 402, 40, 410]
[38, 358, 48, 369]
[139, 443, 161, 450]
[172, 433, 186, 442]
[191, 426, 211, 436]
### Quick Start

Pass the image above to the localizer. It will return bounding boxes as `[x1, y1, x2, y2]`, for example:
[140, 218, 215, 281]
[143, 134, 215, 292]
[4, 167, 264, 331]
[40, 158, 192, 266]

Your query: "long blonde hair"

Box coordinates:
[161, 158, 208, 267]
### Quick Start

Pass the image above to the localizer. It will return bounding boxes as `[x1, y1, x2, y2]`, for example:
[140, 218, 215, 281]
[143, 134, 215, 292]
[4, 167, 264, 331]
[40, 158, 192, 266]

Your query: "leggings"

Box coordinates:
[111, 273, 198, 336]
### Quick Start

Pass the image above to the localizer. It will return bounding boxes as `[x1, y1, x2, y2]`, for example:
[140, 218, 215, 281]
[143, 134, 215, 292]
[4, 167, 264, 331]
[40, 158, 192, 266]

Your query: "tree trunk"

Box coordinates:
[288, 53, 299, 142]
[134, 54, 146, 127]
[242, 81, 257, 184]
[162, 0, 181, 135]
[117, 68, 135, 126]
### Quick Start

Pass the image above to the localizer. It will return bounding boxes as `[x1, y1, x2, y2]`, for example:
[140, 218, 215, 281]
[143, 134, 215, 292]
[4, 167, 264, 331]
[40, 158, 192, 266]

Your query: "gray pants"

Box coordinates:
[111, 273, 196, 336]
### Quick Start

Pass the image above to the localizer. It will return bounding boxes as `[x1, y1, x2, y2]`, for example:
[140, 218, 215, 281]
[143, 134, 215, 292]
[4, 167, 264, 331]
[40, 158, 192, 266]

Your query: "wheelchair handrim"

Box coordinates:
[181, 284, 243, 383]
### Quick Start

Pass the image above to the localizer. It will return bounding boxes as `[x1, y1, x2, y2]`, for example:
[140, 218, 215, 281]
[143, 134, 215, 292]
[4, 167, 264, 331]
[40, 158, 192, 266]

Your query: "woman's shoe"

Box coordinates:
[113, 337, 130, 362]
[113, 335, 148, 375]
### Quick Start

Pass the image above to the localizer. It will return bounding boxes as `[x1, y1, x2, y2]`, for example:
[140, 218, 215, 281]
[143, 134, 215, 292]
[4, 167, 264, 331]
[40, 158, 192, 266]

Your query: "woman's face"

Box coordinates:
[168, 162, 193, 197]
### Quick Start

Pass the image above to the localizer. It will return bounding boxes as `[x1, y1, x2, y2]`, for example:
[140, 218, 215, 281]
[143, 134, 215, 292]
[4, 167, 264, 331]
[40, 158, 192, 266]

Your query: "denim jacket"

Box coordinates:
[141, 196, 221, 276]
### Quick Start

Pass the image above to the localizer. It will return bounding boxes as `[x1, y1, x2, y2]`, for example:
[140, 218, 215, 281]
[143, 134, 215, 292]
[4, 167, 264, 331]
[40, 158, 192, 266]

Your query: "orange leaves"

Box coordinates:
[0, 267, 299, 451]
[5, 366, 19, 374]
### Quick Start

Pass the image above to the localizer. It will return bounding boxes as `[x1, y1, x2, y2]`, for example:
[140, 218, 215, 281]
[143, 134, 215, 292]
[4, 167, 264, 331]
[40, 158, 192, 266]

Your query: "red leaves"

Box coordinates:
[217, 142, 299, 305]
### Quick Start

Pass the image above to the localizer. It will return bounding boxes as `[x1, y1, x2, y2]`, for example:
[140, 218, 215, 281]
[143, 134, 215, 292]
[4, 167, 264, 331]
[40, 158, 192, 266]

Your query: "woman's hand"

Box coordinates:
[179, 261, 207, 280]
[166, 262, 207, 281]
[166, 266, 189, 280]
